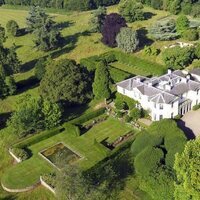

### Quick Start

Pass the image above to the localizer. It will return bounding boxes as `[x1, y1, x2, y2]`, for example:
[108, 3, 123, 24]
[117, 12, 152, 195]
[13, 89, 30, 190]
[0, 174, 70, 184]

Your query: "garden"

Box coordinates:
[1, 109, 135, 191]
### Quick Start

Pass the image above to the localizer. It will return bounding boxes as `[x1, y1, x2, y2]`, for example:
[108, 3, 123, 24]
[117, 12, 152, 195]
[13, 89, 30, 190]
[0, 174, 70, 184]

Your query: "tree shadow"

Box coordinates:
[17, 28, 28, 37]
[176, 119, 196, 140]
[137, 27, 154, 49]
[143, 12, 156, 20]
[0, 112, 12, 129]
[54, 21, 74, 30]
[20, 58, 39, 73]
[16, 75, 40, 95]
[51, 30, 91, 59]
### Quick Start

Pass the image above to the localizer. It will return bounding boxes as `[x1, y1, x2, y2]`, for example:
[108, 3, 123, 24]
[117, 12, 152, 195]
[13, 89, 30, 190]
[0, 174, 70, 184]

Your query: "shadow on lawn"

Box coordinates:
[0, 112, 12, 130]
[51, 30, 91, 59]
[2, 195, 17, 200]
[137, 27, 154, 49]
[16, 76, 40, 95]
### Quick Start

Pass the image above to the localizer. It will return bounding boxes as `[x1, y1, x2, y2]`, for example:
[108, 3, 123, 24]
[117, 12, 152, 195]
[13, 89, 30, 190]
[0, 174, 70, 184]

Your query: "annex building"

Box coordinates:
[117, 69, 200, 121]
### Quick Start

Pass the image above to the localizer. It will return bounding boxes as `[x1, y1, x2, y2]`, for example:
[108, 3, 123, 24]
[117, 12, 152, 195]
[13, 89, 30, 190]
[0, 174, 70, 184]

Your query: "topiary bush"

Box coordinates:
[134, 146, 164, 175]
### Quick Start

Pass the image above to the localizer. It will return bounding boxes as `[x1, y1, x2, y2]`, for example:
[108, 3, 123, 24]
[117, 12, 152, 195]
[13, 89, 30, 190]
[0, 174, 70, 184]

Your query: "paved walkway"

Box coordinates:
[177, 110, 200, 139]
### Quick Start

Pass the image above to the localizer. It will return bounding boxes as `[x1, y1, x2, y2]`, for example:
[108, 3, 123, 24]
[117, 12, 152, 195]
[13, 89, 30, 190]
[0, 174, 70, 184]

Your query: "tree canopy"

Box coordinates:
[39, 59, 92, 105]
[174, 138, 200, 200]
[102, 13, 127, 47]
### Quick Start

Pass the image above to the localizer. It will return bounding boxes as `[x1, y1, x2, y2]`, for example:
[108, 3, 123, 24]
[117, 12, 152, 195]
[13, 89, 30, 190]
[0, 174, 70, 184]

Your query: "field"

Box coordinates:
[1, 117, 133, 190]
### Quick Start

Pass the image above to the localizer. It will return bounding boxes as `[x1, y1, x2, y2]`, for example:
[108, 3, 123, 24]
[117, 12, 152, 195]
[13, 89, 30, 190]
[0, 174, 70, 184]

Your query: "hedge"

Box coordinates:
[11, 147, 30, 161]
[13, 127, 63, 149]
[108, 66, 132, 83]
[113, 51, 167, 76]
[69, 108, 106, 125]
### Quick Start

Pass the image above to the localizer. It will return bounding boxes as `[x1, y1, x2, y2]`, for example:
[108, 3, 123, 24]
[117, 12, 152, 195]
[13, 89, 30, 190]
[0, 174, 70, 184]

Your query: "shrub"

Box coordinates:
[162, 46, 195, 69]
[131, 131, 163, 156]
[116, 110, 124, 118]
[134, 146, 164, 175]
[11, 147, 29, 161]
[129, 108, 141, 121]
[176, 15, 190, 34]
[182, 29, 199, 41]
[195, 43, 200, 59]
[42, 173, 56, 188]
[144, 46, 160, 56]
[124, 115, 132, 123]
[192, 104, 200, 111]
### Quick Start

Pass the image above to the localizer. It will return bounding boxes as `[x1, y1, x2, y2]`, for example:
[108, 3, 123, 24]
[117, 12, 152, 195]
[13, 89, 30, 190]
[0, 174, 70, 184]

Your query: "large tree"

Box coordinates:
[116, 27, 139, 53]
[90, 6, 107, 33]
[174, 138, 200, 200]
[39, 59, 92, 105]
[27, 6, 63, 51]
[7, 95, 62, 137]
[119, 0, 144, 22]
[149, 19, 178, 41]
[102, 13, 127, 47]
[92, 61, 111, 100]
[0, 24, 6, 45]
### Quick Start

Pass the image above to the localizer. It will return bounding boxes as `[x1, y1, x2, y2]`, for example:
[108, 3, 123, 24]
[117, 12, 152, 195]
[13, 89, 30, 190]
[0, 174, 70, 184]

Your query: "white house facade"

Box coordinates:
[117, 69, 200, 121]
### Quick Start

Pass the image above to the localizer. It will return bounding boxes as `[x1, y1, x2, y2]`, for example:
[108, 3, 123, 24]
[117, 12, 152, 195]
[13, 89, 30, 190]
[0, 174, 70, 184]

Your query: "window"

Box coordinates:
[123, 89, 125, 94]
[196, 100, 198, 105]
[159, 104, 163, 110]
[171, 103, 173, 108]
[154, 114, 156, 121]
[171, 113, 174, 118]
[159, 115, 163, 120]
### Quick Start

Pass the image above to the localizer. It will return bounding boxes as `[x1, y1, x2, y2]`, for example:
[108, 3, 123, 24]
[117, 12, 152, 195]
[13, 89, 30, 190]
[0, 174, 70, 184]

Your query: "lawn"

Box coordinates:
[1, 117, 134, 190]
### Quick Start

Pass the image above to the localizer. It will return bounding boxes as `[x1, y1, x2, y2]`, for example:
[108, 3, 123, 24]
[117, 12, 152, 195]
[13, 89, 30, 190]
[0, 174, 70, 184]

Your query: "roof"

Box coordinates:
[117, 69, 200, 104]
[190, 68, 200, 76]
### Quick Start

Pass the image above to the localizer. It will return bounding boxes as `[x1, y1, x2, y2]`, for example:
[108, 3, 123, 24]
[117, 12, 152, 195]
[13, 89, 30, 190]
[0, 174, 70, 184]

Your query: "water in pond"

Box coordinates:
[41, 143, 80, 169]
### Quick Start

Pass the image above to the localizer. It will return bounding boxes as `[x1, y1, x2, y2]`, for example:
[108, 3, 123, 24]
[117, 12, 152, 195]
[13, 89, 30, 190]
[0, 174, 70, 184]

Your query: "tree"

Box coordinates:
[162, 47, 194, 69]
[149, 19, 178, 41]
[5, 76, 17, 95]
[34, 17, 63, 51]
[27, 6, 63, 51]
[92, 61, 111, 100]
[42, 100, 62, 129]
[119, 0, 144, 23]
[26, 6, 48, 32]
[195, 43, 200, 59]
[34, 57, 47, 80]
[116, 27, 139, 53]
[174, 139, 200, 200]
[191, 4, 200, 18]
[90, 6, 107, 33]
[170, 0, 181, 14]
[129, 107, 141, 121]
[6, 20, 19, 36]
[39, 59, 92, 105]
[7, 95, 62, 137]
[0, 24, 6, 46]
[102, 13, 127, 47]
[176, 15, 190, 35]
[182, 29, 199, 41]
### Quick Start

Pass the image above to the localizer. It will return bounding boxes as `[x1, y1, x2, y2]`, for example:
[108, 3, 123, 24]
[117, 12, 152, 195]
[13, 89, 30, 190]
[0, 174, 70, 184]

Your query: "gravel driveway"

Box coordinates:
[177, 110, 200, 139]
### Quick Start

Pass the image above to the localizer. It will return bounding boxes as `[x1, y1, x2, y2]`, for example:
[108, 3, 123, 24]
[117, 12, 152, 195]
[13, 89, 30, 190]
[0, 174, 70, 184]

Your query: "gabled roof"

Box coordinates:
[150, 92, 175, 104]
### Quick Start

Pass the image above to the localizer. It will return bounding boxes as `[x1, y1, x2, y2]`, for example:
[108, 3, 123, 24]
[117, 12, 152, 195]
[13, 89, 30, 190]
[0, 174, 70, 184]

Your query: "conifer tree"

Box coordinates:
[92, 61, 111, 100]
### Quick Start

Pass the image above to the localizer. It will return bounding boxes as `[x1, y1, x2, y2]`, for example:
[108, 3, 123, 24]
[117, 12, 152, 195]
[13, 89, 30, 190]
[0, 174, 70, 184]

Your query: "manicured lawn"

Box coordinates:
[2, 117, 134, 190]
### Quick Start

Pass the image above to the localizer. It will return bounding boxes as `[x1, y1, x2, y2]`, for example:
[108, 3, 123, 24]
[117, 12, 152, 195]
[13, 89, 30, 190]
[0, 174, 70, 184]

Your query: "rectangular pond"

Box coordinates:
[40, 143, 81, 169]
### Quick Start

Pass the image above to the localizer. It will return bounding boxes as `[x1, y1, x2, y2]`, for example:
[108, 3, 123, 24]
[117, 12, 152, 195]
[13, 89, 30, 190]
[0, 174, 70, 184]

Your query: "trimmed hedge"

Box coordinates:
[13, 127, 63, 149]
[69, 108, 106, 125]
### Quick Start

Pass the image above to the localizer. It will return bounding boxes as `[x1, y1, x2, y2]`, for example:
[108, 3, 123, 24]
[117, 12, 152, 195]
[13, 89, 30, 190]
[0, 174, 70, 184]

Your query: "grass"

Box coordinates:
[1, 117, 134, 190]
